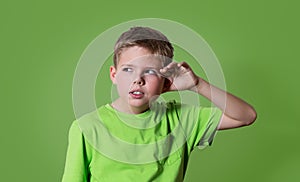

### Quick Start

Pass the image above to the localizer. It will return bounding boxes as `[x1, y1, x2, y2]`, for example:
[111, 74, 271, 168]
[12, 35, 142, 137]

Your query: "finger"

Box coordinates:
[160, 62, 178, 76]
[159, 69, 174, 77]
[178, 61, 190, 69]
[166, 62, 178, 70]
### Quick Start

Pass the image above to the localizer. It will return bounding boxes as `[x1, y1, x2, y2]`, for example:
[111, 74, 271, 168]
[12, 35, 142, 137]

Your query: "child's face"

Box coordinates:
[110, 46, 168, 113]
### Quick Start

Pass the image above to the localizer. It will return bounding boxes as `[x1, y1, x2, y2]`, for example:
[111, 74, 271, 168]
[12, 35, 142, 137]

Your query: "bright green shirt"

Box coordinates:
[62, 101, 222, 182]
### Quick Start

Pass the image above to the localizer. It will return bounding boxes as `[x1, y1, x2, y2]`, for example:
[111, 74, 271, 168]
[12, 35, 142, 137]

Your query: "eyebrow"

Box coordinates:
[120, 64, 134, 67]
[144, 66, 161, 70]
[120, 64, 161, 70]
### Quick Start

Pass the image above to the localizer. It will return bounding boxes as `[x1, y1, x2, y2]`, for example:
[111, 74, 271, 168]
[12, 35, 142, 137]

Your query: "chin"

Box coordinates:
[129, 101, 149, 111]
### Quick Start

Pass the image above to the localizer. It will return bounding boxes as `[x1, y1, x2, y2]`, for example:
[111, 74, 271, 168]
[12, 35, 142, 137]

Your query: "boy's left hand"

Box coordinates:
[160, 61, 199, 92]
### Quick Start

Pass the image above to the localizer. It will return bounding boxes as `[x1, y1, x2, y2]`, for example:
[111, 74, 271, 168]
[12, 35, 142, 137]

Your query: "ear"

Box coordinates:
[110, 66, 117, 84]
[162, 78, 172, 93]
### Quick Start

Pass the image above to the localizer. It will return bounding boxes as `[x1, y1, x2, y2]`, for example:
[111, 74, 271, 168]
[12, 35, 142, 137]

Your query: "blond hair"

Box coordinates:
[113, 27, 174, 67]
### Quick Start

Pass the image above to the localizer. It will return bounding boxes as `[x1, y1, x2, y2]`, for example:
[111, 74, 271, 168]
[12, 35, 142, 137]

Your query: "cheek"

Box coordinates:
[116, 71, 134, 83]
[115, 74, 131, 91]
[145, 76, 165, 91]
[116, 72, 132, 82]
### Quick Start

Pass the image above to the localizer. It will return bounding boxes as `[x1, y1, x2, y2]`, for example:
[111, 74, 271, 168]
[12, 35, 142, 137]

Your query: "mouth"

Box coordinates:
[129, 90, 144, 99]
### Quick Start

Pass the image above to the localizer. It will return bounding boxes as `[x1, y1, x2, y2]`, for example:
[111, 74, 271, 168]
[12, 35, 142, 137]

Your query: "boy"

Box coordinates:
[62, 27, 257, 182]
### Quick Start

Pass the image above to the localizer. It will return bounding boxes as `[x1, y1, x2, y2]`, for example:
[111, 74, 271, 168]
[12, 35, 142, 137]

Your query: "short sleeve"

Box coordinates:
[188, 107, 223, 150]
[62, 121, 90, 182]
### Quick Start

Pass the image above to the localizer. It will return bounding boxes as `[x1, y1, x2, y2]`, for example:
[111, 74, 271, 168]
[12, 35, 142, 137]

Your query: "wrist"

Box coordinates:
[190, 77, 205, 92]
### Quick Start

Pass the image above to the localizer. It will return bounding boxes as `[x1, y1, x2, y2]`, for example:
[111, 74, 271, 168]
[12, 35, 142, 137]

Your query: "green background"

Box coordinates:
[1, 0, 299, 181]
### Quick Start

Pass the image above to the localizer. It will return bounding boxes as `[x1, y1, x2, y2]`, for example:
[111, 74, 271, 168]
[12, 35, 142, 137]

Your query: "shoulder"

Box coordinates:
[169, 101, 221, 116]
[73, 104, 109, 133]
[164, 100, 202, 118]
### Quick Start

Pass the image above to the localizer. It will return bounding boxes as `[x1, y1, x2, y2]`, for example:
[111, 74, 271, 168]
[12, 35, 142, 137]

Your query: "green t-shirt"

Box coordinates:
[62, 101, 222, 182]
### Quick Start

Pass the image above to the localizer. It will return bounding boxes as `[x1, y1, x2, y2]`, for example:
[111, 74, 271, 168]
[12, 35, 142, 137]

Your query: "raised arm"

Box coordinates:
[191, 78, 257, 130]
[160, 61, 257, 130]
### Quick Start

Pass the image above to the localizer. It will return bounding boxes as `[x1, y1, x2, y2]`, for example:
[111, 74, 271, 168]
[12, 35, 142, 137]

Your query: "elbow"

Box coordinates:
[245, 107, 257, 126]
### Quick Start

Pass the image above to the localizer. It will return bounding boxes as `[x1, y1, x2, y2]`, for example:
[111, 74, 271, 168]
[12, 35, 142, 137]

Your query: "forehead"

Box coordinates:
[118, 46, 163, 68]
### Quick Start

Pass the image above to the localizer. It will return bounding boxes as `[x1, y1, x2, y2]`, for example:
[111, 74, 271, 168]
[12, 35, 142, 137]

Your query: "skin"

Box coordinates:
[110, 46, 168, 114]
[110, 46, 257, 130]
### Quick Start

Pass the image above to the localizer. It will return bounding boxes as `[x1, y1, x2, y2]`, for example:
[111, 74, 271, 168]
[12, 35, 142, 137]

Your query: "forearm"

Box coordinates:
[191, 77, 257, 124]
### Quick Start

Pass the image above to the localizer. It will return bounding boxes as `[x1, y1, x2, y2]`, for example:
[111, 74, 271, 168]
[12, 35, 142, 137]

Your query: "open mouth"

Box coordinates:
[129, 90, 144, 99]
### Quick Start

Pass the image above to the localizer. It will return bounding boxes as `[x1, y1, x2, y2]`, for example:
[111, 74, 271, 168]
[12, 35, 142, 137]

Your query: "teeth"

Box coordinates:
[132, 91, 142, 94]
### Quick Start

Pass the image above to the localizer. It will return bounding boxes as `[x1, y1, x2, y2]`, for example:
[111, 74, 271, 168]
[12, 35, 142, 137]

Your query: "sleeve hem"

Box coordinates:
[197, 108, 223, 150]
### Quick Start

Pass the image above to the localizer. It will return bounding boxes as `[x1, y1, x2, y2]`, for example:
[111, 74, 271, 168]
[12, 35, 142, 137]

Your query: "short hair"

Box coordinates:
[113, 27, 174, 67]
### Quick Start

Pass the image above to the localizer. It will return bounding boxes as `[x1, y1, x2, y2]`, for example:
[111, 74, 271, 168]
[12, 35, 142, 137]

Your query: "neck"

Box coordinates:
[111, 99, 149, 114]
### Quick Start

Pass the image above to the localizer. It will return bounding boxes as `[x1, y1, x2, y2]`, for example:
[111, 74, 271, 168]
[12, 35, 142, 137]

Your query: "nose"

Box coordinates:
[133, 76, 145, 86]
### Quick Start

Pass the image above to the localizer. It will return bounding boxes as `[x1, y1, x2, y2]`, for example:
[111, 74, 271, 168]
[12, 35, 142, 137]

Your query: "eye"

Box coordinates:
[144, 69, 158, 75]
[122, 67, 133, 72]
